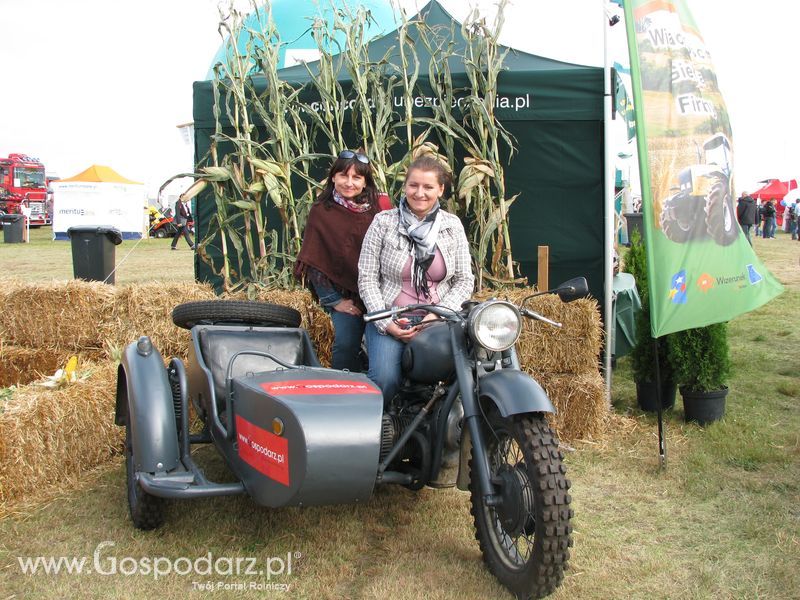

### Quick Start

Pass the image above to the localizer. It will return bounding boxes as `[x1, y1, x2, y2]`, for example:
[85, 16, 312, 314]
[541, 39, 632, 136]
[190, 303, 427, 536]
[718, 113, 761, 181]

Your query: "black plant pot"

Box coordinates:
[680, 386, 728, 425]
[635, 379, 677, 412]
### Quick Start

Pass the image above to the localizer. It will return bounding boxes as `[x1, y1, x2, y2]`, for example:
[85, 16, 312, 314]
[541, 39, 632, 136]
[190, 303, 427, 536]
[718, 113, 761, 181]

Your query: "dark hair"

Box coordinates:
[317, 151, 378, 207]
[406, 156, 452, 189]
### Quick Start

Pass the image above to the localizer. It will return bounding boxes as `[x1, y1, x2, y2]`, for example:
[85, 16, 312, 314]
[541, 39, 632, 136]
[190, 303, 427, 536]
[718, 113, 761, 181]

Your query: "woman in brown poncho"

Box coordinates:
[294, 150, 389, 371]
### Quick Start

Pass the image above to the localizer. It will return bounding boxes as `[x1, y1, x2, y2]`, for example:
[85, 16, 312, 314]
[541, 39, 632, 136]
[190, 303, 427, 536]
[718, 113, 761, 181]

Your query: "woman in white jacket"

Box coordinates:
[358, 156, 474, 403]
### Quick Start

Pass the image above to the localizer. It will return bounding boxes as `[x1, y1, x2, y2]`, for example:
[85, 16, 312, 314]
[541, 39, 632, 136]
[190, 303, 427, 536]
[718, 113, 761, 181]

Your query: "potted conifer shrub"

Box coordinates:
[666, 322, 731, 425]
[624, 232, 676, 411]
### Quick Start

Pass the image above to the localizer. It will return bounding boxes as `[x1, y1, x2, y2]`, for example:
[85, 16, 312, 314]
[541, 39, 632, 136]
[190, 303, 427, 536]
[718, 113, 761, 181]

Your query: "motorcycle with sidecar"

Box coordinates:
[115, 277, 587, 599]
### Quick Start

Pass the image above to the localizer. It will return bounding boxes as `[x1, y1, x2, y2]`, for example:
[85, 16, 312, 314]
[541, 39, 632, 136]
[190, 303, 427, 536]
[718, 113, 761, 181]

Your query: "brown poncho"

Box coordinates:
[294, 200, 380, 300]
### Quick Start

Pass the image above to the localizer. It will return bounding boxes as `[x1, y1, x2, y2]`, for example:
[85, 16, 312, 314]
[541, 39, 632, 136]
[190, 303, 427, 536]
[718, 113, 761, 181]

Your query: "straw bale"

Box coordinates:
[0, 360, 122, 505]
[109, 282, 216, 360]
[0, 279, 115, 357]
[533, 371, 608, 442]
[476, 288, 603, 375]
[0, 345, 80, 388]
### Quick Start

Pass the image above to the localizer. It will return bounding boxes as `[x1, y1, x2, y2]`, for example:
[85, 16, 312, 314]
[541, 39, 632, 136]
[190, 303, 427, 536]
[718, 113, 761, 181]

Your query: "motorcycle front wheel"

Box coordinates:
[470, 410, 572, 599]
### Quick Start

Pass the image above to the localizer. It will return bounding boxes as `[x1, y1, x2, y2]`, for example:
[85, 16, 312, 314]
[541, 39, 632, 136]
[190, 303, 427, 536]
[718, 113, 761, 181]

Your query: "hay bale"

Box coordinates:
[0, 279, 115, 357]
[109, 282, 216, 360]
[0, 345, 79, 388]
[534, 371, 608, 442]
[0, 360, 122, 506]
[476, 288, 603, 375]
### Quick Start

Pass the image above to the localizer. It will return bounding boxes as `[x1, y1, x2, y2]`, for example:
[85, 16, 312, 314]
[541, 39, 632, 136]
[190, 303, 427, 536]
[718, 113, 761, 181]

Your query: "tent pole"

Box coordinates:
[603, 0, 615, 403]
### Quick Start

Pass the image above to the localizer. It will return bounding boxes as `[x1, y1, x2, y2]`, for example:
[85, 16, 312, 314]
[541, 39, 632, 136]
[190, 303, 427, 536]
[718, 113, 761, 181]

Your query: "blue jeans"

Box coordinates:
[326, 308, 365, 372]
[764, 216, 776, 238]
[365, 322, 405, 404]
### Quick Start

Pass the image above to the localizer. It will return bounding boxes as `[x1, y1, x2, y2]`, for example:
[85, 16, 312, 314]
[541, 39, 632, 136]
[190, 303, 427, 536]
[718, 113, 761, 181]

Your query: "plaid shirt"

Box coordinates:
[358, 208, 474, 332]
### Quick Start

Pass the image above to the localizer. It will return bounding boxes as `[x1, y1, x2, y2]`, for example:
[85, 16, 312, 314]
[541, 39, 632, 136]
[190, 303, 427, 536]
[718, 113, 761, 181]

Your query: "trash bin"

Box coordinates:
[67, 226, 123, 284]
[1, 214, 25, 243]
[624, 212, 644, 244]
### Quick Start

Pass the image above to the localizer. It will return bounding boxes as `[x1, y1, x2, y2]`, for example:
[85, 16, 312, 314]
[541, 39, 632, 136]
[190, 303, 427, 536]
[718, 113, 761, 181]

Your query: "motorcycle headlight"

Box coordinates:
[468, 301, 522, 352]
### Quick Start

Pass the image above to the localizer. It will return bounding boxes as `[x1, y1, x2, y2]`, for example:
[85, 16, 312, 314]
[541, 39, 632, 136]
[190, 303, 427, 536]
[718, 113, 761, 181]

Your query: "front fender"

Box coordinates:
[116, 337, 180, 473]
[478, 369, 555, 417]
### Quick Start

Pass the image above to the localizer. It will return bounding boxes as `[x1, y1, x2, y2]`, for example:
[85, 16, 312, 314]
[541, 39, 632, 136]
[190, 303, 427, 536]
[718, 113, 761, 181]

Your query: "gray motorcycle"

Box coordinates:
[116, 277, 586, 599]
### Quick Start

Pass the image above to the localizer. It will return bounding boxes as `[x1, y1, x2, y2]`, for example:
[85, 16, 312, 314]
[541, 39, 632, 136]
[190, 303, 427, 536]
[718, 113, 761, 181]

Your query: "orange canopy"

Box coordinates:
[59, 165, 142, 185]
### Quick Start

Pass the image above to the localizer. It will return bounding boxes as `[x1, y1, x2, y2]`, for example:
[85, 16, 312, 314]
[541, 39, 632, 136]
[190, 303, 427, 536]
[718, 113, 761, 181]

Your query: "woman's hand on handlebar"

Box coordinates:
[387, 313, 432, 341]
[386, 319, 417, 341]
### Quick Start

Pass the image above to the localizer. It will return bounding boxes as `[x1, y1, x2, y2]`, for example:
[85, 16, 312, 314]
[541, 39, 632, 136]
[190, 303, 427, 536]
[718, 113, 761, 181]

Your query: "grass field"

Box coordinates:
[0, 226, 195, 283]
[0, 227, 798, 599]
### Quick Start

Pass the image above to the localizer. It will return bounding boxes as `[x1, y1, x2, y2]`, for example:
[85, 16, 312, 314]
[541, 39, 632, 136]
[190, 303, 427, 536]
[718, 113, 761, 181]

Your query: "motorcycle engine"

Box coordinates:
[379, 413, 414, 462]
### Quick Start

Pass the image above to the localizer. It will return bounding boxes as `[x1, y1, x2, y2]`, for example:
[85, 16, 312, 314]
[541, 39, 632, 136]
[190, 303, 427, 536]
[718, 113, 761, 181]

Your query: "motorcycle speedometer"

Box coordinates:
[468, 300, 522, 352]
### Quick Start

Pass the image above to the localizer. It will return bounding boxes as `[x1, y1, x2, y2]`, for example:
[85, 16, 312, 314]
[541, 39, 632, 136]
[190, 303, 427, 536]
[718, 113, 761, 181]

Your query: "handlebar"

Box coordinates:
[364, 302, 562, 329]
[363, 303, 456, 323]
[520, 307, 562, 328]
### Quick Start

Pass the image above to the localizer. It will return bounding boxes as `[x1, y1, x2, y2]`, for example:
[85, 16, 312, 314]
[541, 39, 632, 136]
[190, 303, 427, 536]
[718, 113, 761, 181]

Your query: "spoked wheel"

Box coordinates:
[470, 410, 572, 599]
[125, 409, 164, 530]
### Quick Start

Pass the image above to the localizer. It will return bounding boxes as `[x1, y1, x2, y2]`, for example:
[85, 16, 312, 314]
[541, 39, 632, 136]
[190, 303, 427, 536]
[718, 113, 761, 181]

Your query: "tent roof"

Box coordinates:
[751, 178, 798, 200]
[59, 165, 142, 184]
[277, 0, 593, 80]
[193, 0, 602, 127]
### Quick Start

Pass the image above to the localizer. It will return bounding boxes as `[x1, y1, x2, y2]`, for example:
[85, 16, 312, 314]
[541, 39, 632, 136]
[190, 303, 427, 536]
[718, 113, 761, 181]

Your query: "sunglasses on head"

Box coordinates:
[338, 150, 370, 164]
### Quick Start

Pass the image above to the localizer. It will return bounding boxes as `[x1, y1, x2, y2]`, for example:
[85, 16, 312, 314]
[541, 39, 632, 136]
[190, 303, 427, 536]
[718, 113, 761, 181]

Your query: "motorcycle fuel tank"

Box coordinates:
[401, 323, 454, 383]
[229, 368, 383, 507]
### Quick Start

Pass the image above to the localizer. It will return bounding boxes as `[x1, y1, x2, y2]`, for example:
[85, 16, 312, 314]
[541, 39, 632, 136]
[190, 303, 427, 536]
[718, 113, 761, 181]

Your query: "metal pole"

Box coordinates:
[653, 337, 667, 469]
[603, 1, 615, 403]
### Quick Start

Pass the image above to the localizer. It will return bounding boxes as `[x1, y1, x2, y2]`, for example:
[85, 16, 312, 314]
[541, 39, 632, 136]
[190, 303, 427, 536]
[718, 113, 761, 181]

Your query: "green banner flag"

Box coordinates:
[622, 0, 782, 337]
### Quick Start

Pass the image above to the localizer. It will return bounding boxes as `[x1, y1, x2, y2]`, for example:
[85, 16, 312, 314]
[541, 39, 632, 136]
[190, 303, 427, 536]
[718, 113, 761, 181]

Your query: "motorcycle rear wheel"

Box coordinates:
[470, 411, 572, 599]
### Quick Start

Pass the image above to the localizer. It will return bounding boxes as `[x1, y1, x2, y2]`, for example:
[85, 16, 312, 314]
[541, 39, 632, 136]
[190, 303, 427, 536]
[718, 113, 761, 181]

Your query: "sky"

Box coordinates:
[1, 0, 798, 198]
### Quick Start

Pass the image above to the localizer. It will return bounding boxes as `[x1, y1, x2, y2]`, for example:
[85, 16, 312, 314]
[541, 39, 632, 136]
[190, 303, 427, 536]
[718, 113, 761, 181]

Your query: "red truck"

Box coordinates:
[0, 153, 50, 226]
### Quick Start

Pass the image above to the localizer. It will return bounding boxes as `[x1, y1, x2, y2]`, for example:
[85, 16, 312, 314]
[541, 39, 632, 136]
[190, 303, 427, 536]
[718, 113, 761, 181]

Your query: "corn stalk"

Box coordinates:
[459, 1, 519, 289]
[330, 4, 403, 192]
[188, 0, 519, 293]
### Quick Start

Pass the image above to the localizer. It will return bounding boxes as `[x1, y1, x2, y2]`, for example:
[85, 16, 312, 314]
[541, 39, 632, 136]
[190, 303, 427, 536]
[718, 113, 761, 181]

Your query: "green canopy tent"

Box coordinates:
[191, 0, 605, 299]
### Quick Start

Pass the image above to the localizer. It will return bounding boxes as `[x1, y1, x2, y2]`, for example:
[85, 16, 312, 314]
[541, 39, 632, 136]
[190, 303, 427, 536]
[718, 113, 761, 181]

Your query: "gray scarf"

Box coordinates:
[398, 197, 441, 299]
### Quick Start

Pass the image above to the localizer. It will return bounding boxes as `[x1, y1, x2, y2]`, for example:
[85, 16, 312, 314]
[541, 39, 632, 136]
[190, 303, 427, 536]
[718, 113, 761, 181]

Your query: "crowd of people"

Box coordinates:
[736, 191, 800, 244]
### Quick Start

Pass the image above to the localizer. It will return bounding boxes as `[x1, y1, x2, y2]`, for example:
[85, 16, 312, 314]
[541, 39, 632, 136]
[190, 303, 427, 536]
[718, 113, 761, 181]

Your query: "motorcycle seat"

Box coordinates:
[198, 327, 320, 403]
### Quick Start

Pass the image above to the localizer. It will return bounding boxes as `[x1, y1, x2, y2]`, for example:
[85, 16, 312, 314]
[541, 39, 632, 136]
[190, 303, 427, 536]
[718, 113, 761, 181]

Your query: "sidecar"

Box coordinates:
[115, 301, 385, 529]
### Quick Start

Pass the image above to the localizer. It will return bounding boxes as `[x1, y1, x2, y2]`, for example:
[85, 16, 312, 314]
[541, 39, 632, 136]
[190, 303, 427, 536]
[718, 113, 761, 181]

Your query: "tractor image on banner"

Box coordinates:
[622, 0, 782, 338]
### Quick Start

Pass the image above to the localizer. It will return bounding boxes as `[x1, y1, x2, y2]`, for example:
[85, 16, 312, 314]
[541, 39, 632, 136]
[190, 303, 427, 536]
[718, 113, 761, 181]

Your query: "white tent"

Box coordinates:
[51, 165, 146, 240]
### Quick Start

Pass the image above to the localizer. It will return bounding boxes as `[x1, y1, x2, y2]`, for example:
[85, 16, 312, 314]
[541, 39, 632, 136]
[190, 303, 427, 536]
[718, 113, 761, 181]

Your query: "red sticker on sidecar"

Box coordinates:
[260, 379, 380, 395]
[235, 415, 290, 486]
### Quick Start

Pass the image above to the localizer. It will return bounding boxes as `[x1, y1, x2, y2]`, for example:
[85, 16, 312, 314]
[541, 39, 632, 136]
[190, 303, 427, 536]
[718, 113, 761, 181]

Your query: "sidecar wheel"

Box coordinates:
[125, 409, 165, 530]
[470, 411, 572, 599]
[172, 300, 301, 330]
